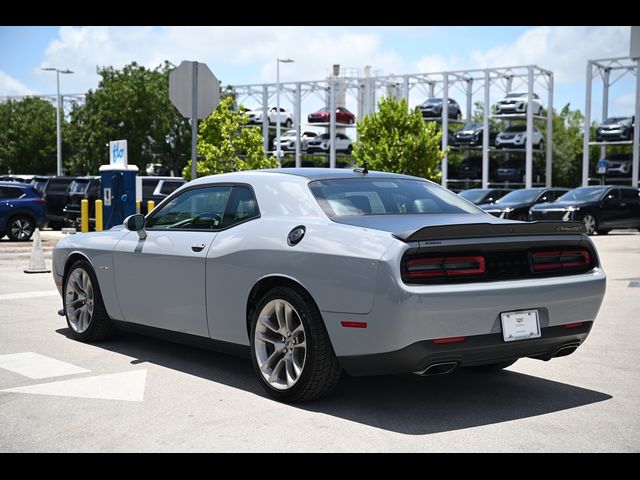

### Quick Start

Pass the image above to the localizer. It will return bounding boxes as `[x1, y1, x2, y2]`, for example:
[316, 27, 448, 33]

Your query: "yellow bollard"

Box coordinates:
[147, 200, 155, 214]
[95, 199, 103, 232]
[81, 199, 89, 233]
[136, 200, 141, 214]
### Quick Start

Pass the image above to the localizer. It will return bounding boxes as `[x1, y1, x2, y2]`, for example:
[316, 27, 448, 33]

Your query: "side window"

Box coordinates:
[606, 189, 621, 201]
[146, 186, 232, 230]
[0, 187, 24, 200]
[160, 181, 183, 195]
[221, 186, 259, 228]
[142, 179, 160, 197]
[537, 192, 551, 203]
[621, 189, 639, 200]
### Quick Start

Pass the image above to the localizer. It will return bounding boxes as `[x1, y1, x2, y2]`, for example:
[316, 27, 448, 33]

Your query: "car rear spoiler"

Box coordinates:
[393, 221, 586, 242]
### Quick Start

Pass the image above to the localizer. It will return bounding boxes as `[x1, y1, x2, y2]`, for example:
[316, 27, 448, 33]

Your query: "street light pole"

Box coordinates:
[276, 58, 294, 166]
[42, 67, 73, 176]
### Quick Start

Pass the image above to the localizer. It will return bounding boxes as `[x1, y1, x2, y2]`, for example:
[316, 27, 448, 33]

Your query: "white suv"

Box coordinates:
[272, 130, 319, 151]
[247, 107, 293, 127]
[306, 133, 353, 153]
[495, 92, 543, 116]
[495, 125, 544, 149]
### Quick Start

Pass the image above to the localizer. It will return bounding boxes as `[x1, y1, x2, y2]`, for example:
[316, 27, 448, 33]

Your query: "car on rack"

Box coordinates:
[529, 185, 640, 235]
[272, 130, 319, 152]
[453, 122, 497, 147]
[246, 107, 293, 127]
[480, 187, 569, 221]
[596, 116, 634, 142]
[415, 98, 462, 120]
[495, 125, 544, 150]
[307, 107, 356, 125]
[53, 168, 606, 402]
[63, 177, 101, 229]
[494, 92, 543, 116]
[305, 133, 353, 154]
[458, 188, 512, 205]
[0, 181, 47, 241]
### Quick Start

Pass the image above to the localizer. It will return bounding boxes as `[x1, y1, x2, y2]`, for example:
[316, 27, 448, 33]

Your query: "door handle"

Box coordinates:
[191, 243, 206, 252]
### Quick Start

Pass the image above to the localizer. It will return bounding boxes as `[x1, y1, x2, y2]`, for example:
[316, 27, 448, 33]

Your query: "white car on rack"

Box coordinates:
[495, 92, 543, 116]
[272, 130, 319, 151]
[305, 133, 353, 154]
[247, 107, 293, 127]
[495, 125, 544, 150]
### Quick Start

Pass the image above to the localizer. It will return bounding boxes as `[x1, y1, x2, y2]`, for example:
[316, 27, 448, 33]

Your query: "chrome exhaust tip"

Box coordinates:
[414, 361, 459, 376]
[553, 343, 580, 358]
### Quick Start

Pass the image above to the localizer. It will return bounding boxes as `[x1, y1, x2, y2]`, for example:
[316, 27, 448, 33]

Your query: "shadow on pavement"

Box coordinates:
[56, 327, 611, 435]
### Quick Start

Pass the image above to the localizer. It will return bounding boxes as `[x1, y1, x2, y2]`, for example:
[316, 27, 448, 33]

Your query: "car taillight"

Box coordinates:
[403, 255, 485, 281]
[32, 198, 46, 204]
[531, 249, 591, 272]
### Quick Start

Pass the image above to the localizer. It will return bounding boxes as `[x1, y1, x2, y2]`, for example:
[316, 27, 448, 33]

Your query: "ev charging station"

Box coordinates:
[99, 139, 140, 230]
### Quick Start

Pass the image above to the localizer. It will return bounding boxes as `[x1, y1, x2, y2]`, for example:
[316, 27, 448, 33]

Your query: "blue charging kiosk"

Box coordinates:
[99, 140, 140, 230]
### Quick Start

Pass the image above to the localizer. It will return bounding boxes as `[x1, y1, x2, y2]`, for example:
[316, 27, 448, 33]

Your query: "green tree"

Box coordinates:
[0, 97, 58, 174]
[67, 61, 191, 175]
[185, 96, 275, 180]
[353, 96, 444, 181]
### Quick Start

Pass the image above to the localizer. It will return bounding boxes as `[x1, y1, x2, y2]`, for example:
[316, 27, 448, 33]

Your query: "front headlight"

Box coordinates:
[566, 206, 580, 212]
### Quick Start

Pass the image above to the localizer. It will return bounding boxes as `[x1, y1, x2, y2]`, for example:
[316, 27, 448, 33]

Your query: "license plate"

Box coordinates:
[500, 309, 541, 342]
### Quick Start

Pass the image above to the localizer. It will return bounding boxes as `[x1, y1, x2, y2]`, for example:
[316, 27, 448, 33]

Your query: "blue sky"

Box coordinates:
[0, 26, 635, 124]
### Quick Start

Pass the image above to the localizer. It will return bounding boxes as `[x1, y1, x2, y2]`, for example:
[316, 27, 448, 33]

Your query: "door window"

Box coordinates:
[146, 186, 232, 230]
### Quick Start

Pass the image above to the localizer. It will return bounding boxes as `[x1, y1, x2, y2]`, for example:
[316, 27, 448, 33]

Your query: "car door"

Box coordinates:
[112, 185, 232, 336]
[620, 188, 640, 228]
[599, 188, 623, 228]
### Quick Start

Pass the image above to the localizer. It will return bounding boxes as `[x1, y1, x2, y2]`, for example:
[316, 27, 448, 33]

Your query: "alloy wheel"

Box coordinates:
[65, 268, 95, 333]
[582, 214, 596, 235]
[10, 218, 33, 240]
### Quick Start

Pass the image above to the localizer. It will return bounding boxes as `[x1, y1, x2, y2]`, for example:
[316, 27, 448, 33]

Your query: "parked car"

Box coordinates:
[63, 177, 101, 229]
[601, 153, 632, 177]
[145, 163, 172, 176]
[139, 177, 187, 215]
[0, 174, 36, 183]
[272, 130, 319, 152]
[495, 125, 544, 150]
[494, 92, 543, 116]
[480, 187, 569, 220]
[53, 168, 606, 402]
[494, 160, 525, 182]
[39, 176, 77, 229]
[454, 122, 497, 146]
[247, 107, 293, 127]
[307, 107, 356, 125]
[0, 181, 47, 241]
[306, 133, 353, 153]
[458, 188, 512, 205]
[30, 176, 50, 196]
[415, 98, 461, 120]
[529, 186, 640, 235]
[596, 116, 634, 142]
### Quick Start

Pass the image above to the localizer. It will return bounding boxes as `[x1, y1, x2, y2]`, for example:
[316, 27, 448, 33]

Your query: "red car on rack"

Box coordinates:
[308, 106, 356, 125]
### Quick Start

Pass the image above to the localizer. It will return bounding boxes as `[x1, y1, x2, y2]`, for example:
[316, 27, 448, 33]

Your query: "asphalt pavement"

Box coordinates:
[0, 229, 639, 452]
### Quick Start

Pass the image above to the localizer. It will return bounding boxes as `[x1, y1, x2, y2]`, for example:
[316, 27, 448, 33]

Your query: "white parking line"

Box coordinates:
[1, 370, 148, 402]
[0, 291, 59, 301]
[0, 352, 89, 379]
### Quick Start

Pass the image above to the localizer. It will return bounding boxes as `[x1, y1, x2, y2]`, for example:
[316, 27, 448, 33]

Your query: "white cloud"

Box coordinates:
[414, 54, 463, 74]
[0, 70, 35, 95]
[471, 26, 630, 84]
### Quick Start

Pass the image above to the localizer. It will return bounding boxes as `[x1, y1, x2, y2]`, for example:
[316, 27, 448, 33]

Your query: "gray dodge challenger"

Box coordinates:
[52, 168, 606, 402]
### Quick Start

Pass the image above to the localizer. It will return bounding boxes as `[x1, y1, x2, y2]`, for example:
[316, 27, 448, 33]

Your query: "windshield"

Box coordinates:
[309, 178, 481, 217]
[505, 92, 526, 98]
[458, 190, 489, 203]
[68, 180, 90, 194]
[557, 187, 607, 202]
[603, 117, 629, 124]
[497, 189, 542, 204]
[461, 122, 480, 131]
[423, 98, 442, 105]
[504, 125, 526, 132]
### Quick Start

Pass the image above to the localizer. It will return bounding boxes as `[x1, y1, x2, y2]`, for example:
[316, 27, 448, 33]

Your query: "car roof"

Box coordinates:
[139, 176, 185, 181]
[0, 181, 35, 189]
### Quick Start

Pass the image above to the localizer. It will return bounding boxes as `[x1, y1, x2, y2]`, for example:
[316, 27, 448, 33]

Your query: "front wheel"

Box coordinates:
[7, 215, 35, 241]
[250, 287, 341, 402]
[285, 118, 292, 128]
[63, 260, 118, 342]
[581, 214, 597, 235]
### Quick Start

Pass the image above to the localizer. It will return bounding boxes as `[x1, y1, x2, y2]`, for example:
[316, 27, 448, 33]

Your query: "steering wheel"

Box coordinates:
[187, 212, 222, 229]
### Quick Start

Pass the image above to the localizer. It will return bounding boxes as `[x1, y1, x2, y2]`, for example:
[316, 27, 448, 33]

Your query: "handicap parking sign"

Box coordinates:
[597, 159, 607, 174]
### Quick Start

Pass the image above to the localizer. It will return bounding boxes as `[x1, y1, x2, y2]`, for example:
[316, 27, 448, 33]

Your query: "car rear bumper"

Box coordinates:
[338, 322, 592, 376]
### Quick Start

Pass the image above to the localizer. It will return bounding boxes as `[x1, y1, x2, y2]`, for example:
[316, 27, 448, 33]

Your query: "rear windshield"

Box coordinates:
[497, 189, 542, 203]
[557, 187, 607, 202]
[68, 180, 90, 194]
[309, 178, 480, 217]
[458, 190, 488, 203]
[31, 179, 48, 195]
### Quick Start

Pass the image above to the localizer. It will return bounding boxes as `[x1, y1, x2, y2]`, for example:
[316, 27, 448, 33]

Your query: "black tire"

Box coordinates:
[250, 286, 341, 402]
[6, 215, 35, 241]
[285, 119, 292, 128]
[596, 229, 611, 235]
[63, 259, 118, 342]
[346, 145, 353, 154]
[455, 111, 462, 121]
[468, 359, 517, 372]
[0, 229, 5, 240]
[538, 140, 545, 151]
[349, 117, 355, 125]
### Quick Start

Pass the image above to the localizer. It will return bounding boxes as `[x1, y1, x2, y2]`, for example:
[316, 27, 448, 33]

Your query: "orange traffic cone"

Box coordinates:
[24, 228, 51, 274]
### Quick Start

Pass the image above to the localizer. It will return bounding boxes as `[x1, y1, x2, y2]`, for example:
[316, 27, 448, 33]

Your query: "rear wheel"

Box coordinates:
[468, 359, 517, 372]
[7, 215, 35, 241]
[63, 260, 118, 342]
[285, 118, 292, 128]
[250, 286, 341, 402]
[581, 214, 597, 235]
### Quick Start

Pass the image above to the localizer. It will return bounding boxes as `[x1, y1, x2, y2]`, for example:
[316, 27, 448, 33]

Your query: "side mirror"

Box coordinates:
[124, 214, 147, 240]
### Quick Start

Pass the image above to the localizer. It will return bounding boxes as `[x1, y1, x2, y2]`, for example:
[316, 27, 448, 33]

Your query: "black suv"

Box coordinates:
[458, 188, 512, 205]
[63, 177, 101, 229]
[480, 187, 569, 221]
[529, 185, 640, 235]
[453, 122, 497, 147]
[139, 176, 186, 214]
[596, 116, 634, 142]
[415, 98, 461, 120]
[31, 176, 77, 229]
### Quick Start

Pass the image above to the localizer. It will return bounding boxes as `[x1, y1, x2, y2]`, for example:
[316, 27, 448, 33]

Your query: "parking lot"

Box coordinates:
[0, 230, 639, 452]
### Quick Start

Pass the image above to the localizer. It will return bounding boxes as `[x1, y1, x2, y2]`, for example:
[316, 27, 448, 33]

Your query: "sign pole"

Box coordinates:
[191, 62, 199, 180]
